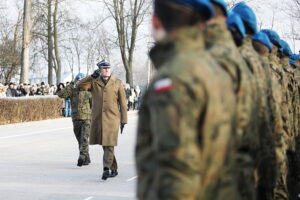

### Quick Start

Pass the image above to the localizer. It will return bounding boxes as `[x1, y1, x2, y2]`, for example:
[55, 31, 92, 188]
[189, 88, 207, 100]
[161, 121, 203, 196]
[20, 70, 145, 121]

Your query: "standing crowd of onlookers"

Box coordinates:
[0, 81, 72, 117]
[0, 82, 65, 97]
[125, 84, 142, 111]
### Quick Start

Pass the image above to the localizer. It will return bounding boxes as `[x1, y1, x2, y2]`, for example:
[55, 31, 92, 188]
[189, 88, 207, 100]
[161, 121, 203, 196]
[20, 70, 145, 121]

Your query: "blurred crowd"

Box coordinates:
[124, 84, 142, 111]
[0, 81, 68, 98]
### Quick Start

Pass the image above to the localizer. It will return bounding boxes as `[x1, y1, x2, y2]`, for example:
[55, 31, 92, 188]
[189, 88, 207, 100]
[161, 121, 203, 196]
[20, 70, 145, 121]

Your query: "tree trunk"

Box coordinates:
[53, 0, 61, 84]
[105, 0, 149, 87]
[47, 0, 53, 85]
[20, 0, 32, 84]
[6, 64, 17, 84]
[125, 66, 133, 86]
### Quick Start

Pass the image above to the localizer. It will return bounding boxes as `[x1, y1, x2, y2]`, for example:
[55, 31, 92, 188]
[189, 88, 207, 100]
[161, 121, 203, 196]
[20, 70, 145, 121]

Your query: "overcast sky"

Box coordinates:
[71, 0, 300, 52]
[3, 0, 299, 52]
[2, 0, 300, 82]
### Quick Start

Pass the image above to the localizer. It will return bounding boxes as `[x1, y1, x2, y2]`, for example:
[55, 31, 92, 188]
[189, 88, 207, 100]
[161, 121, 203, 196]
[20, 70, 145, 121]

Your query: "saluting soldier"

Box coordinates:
[57, 73, 92, 167]
[77, 61, 127, 180]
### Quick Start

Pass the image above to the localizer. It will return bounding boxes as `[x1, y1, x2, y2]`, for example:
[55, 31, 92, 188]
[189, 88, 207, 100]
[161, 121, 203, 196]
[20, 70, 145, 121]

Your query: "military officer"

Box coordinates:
[77, 61, 127, 180]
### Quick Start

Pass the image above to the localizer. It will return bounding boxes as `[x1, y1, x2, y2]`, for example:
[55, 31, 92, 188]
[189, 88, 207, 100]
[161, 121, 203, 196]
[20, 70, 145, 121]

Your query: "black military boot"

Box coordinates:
[109, 170, 118, 178]
[77, 156, 84, 167]
[102, 167, 110, 180]
[83, 154, 91, 166]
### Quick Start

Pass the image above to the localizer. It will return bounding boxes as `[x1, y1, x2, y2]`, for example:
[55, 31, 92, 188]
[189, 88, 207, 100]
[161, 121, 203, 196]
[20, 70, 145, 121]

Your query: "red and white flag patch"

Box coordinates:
[154, 78, 173, 93]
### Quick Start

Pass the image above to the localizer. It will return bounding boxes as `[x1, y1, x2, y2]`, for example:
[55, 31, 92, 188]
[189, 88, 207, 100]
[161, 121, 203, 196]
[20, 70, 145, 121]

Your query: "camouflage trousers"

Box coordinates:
[73, 120, 90, 159]
[102, 146, 118, 170]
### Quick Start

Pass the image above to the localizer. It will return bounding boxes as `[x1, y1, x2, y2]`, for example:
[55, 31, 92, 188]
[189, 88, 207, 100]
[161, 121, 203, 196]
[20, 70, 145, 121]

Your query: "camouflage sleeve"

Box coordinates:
[137, 78, 205, 200]
[136, 93, 155, 199]
[117, 81, 127, 124]
[76, 76, 93, 91]
[57, 84, 73, 99]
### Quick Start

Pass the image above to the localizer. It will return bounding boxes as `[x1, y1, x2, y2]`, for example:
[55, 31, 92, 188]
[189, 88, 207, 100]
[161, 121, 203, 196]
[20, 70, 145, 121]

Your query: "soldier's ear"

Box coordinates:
[152, 15, 162, 30]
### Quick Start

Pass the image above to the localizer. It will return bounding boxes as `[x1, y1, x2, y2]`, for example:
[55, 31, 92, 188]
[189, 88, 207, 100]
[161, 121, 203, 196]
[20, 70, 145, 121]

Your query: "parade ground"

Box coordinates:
[0, 112, 138, 200]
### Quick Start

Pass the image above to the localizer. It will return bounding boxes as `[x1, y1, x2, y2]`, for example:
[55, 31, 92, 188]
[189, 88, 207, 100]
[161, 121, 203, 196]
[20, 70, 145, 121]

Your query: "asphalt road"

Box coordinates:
[0, 112, 138, 200]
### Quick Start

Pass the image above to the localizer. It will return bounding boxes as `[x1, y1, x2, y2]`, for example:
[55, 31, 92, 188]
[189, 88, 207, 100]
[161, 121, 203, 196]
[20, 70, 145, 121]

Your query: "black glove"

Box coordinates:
[91, 69, 100, 79]
[120, 123, 126, 134]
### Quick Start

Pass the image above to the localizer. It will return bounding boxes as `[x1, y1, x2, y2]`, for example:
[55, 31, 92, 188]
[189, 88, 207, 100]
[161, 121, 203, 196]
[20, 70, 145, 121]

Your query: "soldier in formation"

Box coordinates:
[135, 0, 300, 200]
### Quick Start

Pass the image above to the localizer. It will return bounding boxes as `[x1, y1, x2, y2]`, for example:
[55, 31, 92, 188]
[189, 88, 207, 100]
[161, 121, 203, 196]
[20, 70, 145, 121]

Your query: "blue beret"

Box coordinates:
[171, 0, 214, 20]
[252, 32, 273, 52]
[97, 61, 111, 68]
[232, 2, 257, 34]
[226, 11, 246, 38]
[75, 73, 86, 80]
[290, 54, 300, 61]
[279, 40, 292, 56]
[261, 29, 281, 48]
[211, 0, 228, 16]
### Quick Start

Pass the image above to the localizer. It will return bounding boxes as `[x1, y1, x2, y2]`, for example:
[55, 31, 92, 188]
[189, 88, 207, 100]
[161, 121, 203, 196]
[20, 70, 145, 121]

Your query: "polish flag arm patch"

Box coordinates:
[154, 78, 173, 93]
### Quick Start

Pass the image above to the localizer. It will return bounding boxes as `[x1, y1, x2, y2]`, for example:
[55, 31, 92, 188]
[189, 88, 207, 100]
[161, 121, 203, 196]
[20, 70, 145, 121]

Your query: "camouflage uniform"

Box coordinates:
[204, 22, 257, 200]
[281, 57, 300, 200]
[136, 27, 236, 200]
[261, 55, 286, 200]
[57, 82, 92, 161]
[281, 57, 298, 149]
[268, 52, 290, 200]
[239, 35, 277, 199]
[291, 66, 300, 200]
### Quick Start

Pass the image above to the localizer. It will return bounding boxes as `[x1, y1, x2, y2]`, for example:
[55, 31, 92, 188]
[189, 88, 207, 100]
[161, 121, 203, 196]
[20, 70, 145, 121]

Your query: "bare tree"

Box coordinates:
[104, 0, 151, 86]
[47, 0, 54, 85]
[53, 0, 62, 84]
[20, 0, 32, 84]
[0, 9, 23, 84]
[290, 0, 300, 19]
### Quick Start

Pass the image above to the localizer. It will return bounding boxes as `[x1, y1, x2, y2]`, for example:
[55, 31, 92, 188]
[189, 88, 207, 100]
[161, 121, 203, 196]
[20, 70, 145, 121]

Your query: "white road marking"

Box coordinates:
[127, 176, 138, 182]
[83, 197, 94, 200]
[0, 127, 72, 140]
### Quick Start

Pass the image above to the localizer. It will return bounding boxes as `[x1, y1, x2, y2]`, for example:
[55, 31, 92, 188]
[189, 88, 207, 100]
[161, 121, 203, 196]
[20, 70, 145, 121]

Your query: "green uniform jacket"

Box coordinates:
[281, 57, 299, 148]
[136, 27, 236, 200]
[57, 82, 92, 121]
[239, 36, 277, 194]
[204, 22, 257, 200]
[269, 52, 291, 149]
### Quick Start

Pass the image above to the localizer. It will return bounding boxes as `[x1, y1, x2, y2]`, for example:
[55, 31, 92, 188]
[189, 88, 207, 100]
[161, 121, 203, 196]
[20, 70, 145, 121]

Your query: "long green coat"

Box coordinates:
[77, 76, 127, 146]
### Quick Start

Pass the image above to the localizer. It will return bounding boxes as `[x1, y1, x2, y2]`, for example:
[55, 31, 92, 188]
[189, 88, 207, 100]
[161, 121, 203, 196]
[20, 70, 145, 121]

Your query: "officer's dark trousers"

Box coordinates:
[102, 146, 118, 170]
